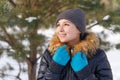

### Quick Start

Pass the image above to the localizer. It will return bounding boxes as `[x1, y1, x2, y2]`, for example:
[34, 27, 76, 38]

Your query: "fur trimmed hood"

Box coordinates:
[48, 31, 100, 58]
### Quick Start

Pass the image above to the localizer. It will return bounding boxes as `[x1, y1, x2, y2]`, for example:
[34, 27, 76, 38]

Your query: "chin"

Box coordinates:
[59, 39, 68, 43]
[59, 38, 64, 42]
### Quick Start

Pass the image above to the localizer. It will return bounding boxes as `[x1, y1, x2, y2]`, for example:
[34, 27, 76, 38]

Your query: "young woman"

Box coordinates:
[37, 8, 113, 80]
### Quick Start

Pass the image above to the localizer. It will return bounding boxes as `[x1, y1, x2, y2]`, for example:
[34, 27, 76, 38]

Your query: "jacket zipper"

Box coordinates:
[69, 48, 73, 80]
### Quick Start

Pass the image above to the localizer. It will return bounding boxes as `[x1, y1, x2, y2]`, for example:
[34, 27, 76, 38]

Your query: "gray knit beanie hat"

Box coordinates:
[56, 8, 86, 34]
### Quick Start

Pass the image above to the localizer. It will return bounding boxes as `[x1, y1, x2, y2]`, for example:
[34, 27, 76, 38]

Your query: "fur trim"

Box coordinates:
[48, 31, 99, 58]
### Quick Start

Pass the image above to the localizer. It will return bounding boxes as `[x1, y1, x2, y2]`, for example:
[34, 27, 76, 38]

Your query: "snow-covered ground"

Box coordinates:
[0, 26, 120, 80]
[107, 49, 120, 80]
[0, 51, 28, 80]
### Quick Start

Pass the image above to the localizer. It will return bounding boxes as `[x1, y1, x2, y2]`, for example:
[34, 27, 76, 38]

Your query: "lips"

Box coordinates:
[59, 34, 66, 37]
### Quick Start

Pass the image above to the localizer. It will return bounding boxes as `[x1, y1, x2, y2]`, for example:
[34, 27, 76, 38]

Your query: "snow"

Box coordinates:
[25, 17, 37, 22]
[17, 14, 22, 19]
[105, 32, 120, 44]
[0, 51, 28, 80]
[91, 25, 120, 44]
[91, 25, 104, 33]
[107, 49, 120, 80]
[0, 26, 120, 80]
[103, 15, 110, 21]
[37, 27, 55, 39]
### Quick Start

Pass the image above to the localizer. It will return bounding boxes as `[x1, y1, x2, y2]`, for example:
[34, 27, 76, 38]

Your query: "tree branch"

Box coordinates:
[26, 0, 31, 8]
[8, 0, 17, 7]
[32, 0, 39, 7]
[16, 61, 22, 80]
[1, 26, 15, 46]
[87, 21, 99, 29]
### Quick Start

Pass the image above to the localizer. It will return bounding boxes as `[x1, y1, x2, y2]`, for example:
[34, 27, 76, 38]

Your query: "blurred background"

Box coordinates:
[0, 0, 120, 80]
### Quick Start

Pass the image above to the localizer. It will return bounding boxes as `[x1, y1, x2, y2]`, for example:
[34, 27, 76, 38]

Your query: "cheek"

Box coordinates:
[55, 28, 60, 35]
[55, 27, 59, 33]
[67, 30, 75, 36]
[66, 28, 80, 38]
[66, 28, 78, 35]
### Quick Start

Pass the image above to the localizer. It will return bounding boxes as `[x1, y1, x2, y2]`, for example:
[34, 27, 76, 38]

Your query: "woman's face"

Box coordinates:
[56, 19, 80, 46]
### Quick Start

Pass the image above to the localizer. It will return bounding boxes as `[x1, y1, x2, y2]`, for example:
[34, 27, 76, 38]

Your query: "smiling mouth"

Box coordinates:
[59, 34, 66, 37]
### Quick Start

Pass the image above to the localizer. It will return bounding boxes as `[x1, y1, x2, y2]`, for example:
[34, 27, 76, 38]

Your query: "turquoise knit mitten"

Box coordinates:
[71, 52, 88, 72]
[53, 45, 70, 66]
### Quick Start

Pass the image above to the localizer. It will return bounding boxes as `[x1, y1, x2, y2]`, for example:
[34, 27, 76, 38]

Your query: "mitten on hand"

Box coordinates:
[53, 45, 70, 66]
[70, 52, 88, 72]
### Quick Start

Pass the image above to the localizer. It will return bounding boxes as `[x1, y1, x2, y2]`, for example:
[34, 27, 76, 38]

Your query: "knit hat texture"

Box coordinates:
[56, 8, 86, 33]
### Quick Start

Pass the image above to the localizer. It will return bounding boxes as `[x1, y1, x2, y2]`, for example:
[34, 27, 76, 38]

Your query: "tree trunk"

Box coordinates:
[26, 50, 37, 80]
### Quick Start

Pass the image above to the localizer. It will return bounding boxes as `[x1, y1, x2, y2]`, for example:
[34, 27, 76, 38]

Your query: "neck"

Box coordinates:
[66, 37, 80, 47]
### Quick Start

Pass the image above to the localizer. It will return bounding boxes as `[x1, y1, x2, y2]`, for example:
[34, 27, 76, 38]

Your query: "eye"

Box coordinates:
[64, 23, 70, 26]
[56, 23, 60, 27]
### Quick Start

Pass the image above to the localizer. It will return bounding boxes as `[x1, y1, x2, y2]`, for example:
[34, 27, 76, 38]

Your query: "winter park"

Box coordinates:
[0, 0, 120, 80]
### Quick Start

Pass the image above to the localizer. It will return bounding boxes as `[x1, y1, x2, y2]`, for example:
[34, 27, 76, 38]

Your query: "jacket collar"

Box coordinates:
[48, 31, 99, 58]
